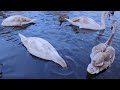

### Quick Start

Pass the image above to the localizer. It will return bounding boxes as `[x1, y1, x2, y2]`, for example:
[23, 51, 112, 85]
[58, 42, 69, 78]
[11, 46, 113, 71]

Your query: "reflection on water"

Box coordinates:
[0, 11, 120, 79]
[0, 64, 3, 78]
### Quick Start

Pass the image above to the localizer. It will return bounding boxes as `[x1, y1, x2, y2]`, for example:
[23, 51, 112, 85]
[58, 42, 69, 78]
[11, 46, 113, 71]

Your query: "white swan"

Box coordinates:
[87, 20, 118, 74]
[1, 15, 36, 26]
[19, 34, 67, 68]
[65, 11, 114, 30]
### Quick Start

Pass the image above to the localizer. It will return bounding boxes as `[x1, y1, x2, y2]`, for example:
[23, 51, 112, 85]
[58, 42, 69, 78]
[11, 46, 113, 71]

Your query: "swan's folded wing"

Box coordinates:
[91, 52, 105, 66]
[26, 37, 60, 60]
[1, 21, 21, 26]
[90, 43, 107, 59]
[104, 46, 115, 63]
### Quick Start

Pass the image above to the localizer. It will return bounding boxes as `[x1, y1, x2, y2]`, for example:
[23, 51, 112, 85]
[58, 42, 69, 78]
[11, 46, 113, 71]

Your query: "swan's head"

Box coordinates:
[110, 11, 114, 16]
[59, 15, 69, 26]
[106, 11, 115, 20]
[111, 20, 118, 34]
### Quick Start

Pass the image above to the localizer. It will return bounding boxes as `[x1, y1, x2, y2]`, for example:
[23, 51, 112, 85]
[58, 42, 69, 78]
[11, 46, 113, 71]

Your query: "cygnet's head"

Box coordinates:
[59, 15, 69, 26]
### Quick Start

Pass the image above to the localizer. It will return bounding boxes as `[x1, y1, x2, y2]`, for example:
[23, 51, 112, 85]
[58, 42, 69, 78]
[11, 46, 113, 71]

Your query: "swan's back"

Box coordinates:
[19, 34, 67, 67]
[104, 46, 115, 63]
[88, 45, 115, 74]
[1, 15, 35, 26]
[3, 15, 31, 22]
[90, 43, 107, 59]
[26, 37, 59, 59]
[90, 43, 115, 61]
[72, 16, 100, 26]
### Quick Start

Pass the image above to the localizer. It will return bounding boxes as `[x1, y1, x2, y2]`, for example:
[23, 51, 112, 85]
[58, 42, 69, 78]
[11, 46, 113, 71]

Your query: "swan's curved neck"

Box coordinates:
[105, 28, 116, 45]
[100, 12, 106, 30]
[105, 33, 115, 45]
[105, 21, 117, 46]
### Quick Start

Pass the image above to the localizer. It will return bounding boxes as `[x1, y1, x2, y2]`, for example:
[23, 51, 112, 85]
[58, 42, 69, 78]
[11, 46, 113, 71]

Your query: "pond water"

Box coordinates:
[0, 11, 120, 79]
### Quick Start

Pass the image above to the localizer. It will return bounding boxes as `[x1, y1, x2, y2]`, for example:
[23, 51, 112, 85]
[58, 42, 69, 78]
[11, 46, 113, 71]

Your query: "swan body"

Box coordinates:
[1, 15, 36, 26]
[87, 20, 118, 74]
[65, 11, 113, 30]
[66, 16, 101, 30]
[88, 44, 115, 74]
[19, 34, 67, 68]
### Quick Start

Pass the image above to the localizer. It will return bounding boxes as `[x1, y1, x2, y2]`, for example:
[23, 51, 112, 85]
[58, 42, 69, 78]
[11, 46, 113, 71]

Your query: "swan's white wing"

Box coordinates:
[26, 37, 58, 59]
[79, 16, 100, 30]
[70, 16, 100, 29]
[88, 45, 115, 74]
[97, 46, 115, 72]
[90, 43, 107, 59]
[1, 15, 34, 26]
[105, 46, 115, 63]
[24, 37, 67, 67]
[1, 21, 21, 26]
[88, 52, 106, 74]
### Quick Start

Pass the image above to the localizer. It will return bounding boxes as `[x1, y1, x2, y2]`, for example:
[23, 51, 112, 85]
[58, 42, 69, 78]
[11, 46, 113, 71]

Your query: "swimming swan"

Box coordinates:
[19, 34, 67, 67]
[1, 15, 36, 26]
[87, 20, 118, 74]
[65, 11, 114, 30]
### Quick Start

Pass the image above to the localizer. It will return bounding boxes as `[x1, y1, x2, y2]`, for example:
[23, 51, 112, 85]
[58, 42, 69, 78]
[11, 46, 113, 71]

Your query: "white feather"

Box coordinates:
[1, 15, 36, 26]
[19, 33, 67, 68]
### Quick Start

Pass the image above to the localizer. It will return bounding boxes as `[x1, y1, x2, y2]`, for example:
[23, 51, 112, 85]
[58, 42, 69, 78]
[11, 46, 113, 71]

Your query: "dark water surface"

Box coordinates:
[0, 11, 120, 79]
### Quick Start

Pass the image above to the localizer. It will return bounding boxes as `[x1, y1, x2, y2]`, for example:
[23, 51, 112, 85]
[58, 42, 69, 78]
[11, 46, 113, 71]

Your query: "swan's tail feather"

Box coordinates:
[18, 33, 27, 42]
[54, 57, 67, 68]
[21, 18, 37, 25]
[30, 18, 37, 23]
